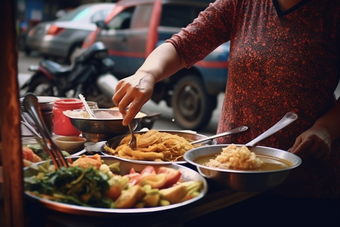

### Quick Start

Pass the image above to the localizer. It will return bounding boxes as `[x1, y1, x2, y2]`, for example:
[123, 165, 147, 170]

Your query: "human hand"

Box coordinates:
[288, 126, 332, 160]
[112, 73, 156, 126]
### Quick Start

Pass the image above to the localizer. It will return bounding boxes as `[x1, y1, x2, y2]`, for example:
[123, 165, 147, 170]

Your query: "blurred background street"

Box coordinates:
[17, 51, 222, 136]
[17, 51, 340, 137]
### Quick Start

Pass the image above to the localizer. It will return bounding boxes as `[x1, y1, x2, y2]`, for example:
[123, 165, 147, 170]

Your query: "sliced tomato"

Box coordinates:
[128, 174, 141, 185]
[140, 166, 156, 175]
[156, 167, 182, 188]
[139, 173, 167, 189]
[129, 168, 137, 174]
[127, 166, 157, 185]
[103, 185, 122, 200]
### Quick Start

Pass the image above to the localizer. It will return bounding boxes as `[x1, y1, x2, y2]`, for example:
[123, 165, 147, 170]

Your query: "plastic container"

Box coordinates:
[53, 99, 84, 136]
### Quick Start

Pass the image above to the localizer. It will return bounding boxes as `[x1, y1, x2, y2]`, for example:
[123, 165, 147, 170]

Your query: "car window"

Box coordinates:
[107, 7, 135, 30]
[91, 9, 111, 23]
[131, 4, 153, 29]
[56, 5, 91, 22]
[160, 4, 205, 28]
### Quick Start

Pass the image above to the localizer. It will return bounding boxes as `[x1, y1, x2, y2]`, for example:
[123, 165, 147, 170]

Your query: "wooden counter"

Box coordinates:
[23, 182, 261, 227]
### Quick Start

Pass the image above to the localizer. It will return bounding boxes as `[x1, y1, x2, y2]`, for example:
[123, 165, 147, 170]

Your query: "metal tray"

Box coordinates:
[104, 130, 216, 165]
[24, 156, 208, 216]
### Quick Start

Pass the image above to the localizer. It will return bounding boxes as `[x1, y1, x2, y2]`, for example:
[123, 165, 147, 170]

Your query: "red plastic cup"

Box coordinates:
[52, 99, 84, 136]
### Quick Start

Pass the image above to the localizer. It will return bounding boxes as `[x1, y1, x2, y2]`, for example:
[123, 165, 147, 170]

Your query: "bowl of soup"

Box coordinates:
[184, 144, 302, 191]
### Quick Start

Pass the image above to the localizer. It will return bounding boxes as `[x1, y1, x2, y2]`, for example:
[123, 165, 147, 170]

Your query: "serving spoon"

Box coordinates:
[190, 126, 248, 145]
[245, 112, 298, 147]
[123, 113, 137, 149]
[78, 94, 96, 119]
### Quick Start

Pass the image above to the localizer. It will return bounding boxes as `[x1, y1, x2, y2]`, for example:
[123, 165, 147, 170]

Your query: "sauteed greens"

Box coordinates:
[25, 165, 115, 208]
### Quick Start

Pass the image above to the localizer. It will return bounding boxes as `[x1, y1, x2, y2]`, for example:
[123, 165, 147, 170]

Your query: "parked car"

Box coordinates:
[25, 3, 115, 63]
[82, 0, 230, 130]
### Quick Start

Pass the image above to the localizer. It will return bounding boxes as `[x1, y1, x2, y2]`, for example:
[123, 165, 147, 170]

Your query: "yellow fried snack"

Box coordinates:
[104, 129, 195, 161]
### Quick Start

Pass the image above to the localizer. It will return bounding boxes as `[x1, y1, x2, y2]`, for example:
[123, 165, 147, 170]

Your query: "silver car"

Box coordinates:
[25, 3, 115, 63]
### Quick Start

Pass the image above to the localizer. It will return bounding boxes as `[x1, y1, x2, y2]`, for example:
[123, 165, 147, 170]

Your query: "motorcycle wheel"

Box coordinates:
[26, 75, 56, 96]
[172, 75, 217, 131]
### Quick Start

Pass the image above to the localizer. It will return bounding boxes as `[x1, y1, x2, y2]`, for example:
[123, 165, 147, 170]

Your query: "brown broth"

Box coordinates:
[194, 154, 293, 171]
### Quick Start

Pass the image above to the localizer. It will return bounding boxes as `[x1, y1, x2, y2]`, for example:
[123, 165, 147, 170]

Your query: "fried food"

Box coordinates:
[104, 129, 195, 161]
[204, 144, 264, 170]
[70, 154, 102, 169]
[22, 146, 42, 167]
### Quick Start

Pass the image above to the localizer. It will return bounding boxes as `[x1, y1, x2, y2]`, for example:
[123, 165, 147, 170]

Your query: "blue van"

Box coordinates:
[82, 0, 229, 130]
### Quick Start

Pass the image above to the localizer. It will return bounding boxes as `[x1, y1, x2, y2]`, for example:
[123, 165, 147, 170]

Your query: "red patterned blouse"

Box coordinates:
[167, 0, 340, 198]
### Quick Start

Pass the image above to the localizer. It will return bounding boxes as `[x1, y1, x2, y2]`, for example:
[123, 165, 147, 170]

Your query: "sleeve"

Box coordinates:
[166, 0, 235, 68]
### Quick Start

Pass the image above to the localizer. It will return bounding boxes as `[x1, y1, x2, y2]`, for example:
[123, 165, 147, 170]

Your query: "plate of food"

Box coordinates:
[24, 154, 207, 215]
[102, 129, 216, 165]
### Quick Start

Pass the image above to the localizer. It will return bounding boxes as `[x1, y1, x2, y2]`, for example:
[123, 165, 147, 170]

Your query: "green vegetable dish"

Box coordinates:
[24, 155, 205, 209]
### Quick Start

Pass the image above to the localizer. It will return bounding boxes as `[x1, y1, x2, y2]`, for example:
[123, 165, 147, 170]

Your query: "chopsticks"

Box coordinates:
[22, 93, 68, 169]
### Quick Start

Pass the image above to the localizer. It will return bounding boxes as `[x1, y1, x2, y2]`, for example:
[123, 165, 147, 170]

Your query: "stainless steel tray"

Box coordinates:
[24, 156, 208, 216]
[104, 130, 215, 165]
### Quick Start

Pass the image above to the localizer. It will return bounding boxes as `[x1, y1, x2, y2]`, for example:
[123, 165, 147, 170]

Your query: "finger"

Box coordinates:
[112, 83, 126, 107]
[115, 88, 136, 116]
[123, 100, 144, 126]
[288, 137, 302, 153]
[290, 137, 312, 156]
[300, 139, 328, 160]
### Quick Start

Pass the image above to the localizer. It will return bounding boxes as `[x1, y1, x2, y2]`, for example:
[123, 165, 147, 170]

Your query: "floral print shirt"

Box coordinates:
[167, 0, 340, 198]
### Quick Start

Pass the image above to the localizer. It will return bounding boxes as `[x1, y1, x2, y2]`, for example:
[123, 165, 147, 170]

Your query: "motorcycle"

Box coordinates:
[21, 42, 117, 107]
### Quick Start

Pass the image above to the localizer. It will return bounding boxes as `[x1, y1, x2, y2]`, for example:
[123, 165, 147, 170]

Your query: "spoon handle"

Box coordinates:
[245, 112, 298, 147]
[78, 94, 96, 119]
[22, 93, 68, 168]
[190, 126, 248, 145]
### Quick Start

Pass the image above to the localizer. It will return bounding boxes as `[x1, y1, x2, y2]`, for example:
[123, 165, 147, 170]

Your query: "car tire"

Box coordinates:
[27, 74, 56, 96]
[172, 75, 216, 130]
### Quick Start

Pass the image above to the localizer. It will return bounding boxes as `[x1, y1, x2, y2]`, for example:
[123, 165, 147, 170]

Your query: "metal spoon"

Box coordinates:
[78, 94, 96, 119]
[245, 112, 298, 147]
[190, 126, 248, 145]
[123, 114, 137, 149]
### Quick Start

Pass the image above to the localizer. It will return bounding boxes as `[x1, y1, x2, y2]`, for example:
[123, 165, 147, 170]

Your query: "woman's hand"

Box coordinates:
[288, 125, 332, 160]
[112, 43, 186, 126]
[112, 72, 156, 126]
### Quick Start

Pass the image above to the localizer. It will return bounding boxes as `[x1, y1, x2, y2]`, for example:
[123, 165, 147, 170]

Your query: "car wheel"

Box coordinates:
[172, 75, 216, 130]
[27, 75, 56, 96]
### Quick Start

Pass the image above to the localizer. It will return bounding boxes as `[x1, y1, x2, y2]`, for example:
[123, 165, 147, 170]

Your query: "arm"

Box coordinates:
[289, 98, 340, 160]
[112, 42, 186, 126]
